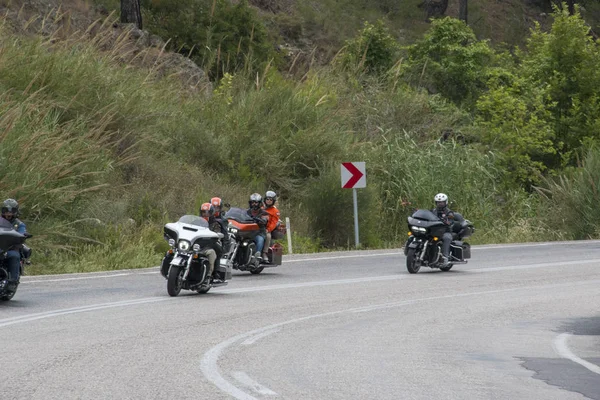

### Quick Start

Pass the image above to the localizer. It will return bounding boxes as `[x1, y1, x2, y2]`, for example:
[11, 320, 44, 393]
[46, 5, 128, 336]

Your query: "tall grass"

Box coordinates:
[536, 147, 600, 240]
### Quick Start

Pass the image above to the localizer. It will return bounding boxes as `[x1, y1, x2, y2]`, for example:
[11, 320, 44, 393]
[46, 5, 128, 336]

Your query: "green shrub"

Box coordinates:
[402, 17, 495, 107]
[338, 20, 400, 75]
[142, 0, 277, 79]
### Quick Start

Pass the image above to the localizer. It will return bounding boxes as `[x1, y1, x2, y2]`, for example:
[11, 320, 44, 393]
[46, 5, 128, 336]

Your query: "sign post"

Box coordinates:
[341, 162, 366, 248]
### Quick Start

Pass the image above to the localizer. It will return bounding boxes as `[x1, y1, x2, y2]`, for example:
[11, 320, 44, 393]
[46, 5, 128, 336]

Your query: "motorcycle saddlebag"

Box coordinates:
[218, 258, 233, 280]
[268, 243, 283, 265]
[462, 242, 471, 259]
[451, 241, 471, 260]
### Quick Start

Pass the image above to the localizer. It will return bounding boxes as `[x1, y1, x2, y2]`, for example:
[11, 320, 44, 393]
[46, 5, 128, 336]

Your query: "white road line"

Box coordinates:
[0, 297, 168, 328]
[232, 371, 278, 396]
[553, 333, 600, 375]
[200, 279, 600, 400]
[19, 240, 600, 283]
[221, 275, 404, 294]
[241, 328, 280, 346]
[23, 273, 132, 284]
[469, 258, 600, 273]
[4, 260, 600, 329]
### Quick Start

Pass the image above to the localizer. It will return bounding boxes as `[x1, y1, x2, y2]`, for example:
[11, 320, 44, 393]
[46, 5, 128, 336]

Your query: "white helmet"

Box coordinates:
[434, 193, 448, 209]
[434, 193, 448, 202]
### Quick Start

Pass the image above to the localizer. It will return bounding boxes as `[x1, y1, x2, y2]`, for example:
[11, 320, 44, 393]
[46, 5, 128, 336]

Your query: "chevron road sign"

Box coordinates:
[341, 162, 366, 189]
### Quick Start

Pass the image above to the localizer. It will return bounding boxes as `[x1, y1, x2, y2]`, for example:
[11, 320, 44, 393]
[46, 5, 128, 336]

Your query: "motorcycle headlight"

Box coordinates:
[229, 228, 239, 234]
[178, 240, 191, 251]
[411, 226, 427, 233]
[168, 239, 176, 247]
[192, 243, 201, 252]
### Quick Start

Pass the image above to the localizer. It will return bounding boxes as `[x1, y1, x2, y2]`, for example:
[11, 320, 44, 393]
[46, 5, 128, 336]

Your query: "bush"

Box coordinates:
[402, 17, 494, 107]
[338, 20, 400, 75]
[142, 0, 277, 79]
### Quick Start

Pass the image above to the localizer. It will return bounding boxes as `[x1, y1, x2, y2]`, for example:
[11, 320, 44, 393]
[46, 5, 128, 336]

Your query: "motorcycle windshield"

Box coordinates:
[224, 208, 255, 223]
[410, 209, 439, 221]
[177, 215, 209, 228]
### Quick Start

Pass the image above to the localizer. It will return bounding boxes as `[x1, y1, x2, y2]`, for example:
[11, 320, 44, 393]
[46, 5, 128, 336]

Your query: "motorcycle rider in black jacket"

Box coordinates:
[432, 193, 455, 267]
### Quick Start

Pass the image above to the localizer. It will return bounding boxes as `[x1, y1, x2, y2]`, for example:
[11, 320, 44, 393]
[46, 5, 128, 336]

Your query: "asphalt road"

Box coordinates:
[1, 241, 600, 400]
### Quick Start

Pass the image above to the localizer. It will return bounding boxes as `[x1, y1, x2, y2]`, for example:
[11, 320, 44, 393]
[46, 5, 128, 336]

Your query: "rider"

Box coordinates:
[211, 197, 223, 218]
[200, 203, 228, 281]
[1, 199, 26, 287]
[246, 193, 269, 260]
[432, 193, 455, 267]
[262, 190, 281, 260]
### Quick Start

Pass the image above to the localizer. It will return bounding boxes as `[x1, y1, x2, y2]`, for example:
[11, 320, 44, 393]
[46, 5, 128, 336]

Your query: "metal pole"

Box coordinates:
[353, 188, 359, 248]
[285, 217, 293, 254]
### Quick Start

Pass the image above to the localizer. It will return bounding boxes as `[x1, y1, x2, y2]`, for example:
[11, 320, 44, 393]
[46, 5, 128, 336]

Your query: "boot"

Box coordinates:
[441, 256, 449, 267]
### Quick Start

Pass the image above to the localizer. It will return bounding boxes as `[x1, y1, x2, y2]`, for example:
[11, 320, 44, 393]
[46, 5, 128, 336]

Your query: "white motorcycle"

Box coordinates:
[161, 215, 232, 296]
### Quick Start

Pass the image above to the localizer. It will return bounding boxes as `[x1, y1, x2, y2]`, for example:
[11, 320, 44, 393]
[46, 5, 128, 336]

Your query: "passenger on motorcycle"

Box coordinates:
[246, 193, 269, 260]
[211, 197, 224, 218]
[1, 199, 26, 286]
[432, 193, 455, 267]
[200, 203, 229, 281]
[262, 191, 281, 260]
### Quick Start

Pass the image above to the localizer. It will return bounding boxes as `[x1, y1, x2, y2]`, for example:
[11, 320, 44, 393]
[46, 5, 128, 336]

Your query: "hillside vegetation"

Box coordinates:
[1, 0, 600, 274]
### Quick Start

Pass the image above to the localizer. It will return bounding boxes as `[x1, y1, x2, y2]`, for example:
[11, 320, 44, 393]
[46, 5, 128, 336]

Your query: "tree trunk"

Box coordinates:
[121, 0, 142, 29]
[566, 0, 575, 15]
[459, 0, 468, 23]
[419, 0, 449, 21]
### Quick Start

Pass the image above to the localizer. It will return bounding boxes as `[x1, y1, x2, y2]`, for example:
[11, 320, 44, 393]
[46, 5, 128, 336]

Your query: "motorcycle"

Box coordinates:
[223, 207, 283, 275]
[161, 215, 232, 297]
[0, 218, 32, 301]
[404, 209, 474, 274]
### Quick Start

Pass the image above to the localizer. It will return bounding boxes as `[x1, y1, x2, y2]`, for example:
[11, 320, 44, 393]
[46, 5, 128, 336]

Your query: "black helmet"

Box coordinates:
[249, 193, 263, 210]
[264, 190, 277, 206]
[1, 198, 19, 217]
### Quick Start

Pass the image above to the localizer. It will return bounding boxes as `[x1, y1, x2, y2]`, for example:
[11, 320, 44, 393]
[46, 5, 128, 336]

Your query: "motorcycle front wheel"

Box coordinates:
[406, 248, 421, 274]
[1, 290, 15, 301]
[167, 265, 184, 297]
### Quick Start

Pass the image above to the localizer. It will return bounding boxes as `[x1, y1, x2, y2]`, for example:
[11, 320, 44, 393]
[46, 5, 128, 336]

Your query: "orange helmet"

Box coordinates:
[200, 202, 214, 221]
[210, 197, 222, 217]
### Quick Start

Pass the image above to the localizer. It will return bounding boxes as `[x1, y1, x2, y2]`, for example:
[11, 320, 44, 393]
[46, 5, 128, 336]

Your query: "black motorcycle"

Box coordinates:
[404, 209, 474, 274]
[0, 218, 32, 301]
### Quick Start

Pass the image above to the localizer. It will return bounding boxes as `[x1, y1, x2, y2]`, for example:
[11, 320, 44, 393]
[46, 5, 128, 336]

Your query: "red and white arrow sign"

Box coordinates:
[341, 162, 366, 189]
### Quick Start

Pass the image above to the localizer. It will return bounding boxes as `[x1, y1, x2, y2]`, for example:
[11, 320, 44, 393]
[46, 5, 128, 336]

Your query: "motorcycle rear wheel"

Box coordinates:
[167, 266, 184, 297]
[406, 248, 421, 274]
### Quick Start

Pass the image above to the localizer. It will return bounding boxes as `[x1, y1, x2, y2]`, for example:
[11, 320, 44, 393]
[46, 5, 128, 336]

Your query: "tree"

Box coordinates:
[121, 0, 142, 29]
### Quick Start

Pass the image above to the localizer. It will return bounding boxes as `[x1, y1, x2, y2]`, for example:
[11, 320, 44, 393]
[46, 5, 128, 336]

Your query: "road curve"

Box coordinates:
[2, 241, 600, 400]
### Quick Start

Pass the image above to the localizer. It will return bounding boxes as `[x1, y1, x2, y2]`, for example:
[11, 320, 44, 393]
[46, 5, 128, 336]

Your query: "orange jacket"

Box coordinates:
[263, 206, 280, 233]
